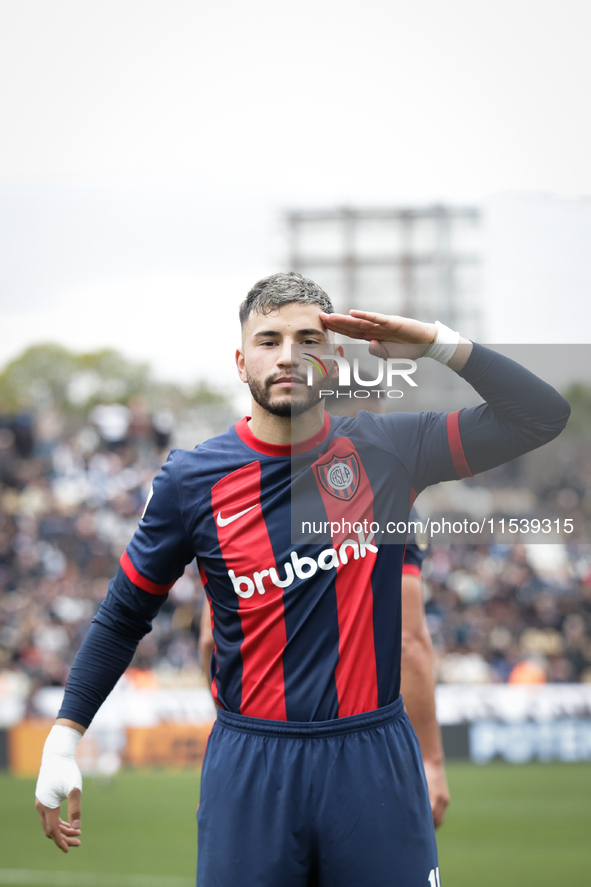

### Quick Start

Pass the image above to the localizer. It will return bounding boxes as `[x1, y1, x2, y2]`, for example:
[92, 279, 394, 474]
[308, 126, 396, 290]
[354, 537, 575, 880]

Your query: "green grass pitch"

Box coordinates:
[0, 763, 589, 886]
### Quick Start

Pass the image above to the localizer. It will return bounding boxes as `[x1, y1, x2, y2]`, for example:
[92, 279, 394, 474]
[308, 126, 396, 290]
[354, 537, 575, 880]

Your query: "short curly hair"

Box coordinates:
[239, 272, 334, 326]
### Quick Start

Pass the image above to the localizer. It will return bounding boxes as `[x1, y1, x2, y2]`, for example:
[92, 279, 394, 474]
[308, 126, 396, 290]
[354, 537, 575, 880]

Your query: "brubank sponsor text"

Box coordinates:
[228, 531, 378, 598]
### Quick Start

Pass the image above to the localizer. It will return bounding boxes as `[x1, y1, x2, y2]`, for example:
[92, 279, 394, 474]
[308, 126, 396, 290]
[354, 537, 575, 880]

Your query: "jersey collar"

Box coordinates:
[234, 414, 331, 456]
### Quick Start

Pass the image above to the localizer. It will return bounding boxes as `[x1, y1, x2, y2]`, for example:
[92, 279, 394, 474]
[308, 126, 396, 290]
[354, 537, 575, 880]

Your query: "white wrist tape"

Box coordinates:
[35, 725, 83, 809]
[423, 321, 461, 365]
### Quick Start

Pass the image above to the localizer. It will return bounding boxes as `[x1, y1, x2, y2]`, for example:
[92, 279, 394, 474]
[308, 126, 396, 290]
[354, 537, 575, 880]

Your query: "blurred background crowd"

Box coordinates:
[0, 343, 236, 719]
[1, 348, 590, 723]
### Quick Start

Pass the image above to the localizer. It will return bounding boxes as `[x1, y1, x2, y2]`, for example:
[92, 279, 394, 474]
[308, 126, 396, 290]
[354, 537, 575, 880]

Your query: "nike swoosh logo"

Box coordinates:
[216, 505, 257, 527]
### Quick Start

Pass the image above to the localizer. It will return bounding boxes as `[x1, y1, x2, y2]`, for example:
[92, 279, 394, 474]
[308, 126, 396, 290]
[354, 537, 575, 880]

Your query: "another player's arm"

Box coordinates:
[400, 568, 449, 828]
[199, 596, 215, 690]
[35, 453, 195, 853]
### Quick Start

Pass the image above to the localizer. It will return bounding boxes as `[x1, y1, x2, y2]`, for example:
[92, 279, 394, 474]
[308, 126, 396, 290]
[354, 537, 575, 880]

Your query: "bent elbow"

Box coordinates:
[545, 398, 571, 440]
[401, 631, 432, 666]
[558, 398, 571, 430]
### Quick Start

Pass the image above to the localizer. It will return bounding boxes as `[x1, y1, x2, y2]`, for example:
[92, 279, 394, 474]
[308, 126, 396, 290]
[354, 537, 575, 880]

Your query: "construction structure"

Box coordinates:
[284, 205, 483, 412]
[285, 205, 482, 341]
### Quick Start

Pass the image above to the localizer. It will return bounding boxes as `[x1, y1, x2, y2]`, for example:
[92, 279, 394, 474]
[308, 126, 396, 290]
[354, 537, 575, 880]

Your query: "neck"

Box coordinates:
[248, 401, 326, 445]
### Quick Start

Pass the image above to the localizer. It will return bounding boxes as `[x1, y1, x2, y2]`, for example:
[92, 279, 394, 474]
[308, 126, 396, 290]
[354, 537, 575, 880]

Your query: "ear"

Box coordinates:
[236, 348, 248, 384]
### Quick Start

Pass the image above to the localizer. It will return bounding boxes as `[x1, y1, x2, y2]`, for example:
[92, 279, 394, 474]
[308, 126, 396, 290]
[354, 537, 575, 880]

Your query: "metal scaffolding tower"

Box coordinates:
[285, 205, 482, 340]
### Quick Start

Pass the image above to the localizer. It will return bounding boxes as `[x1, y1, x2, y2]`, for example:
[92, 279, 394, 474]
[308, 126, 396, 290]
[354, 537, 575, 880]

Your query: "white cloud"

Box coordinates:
[0, 1, 589, 197]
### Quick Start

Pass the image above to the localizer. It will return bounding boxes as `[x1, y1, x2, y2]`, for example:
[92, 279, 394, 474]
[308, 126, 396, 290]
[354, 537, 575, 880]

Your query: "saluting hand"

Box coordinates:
[320, 311, 437, 360]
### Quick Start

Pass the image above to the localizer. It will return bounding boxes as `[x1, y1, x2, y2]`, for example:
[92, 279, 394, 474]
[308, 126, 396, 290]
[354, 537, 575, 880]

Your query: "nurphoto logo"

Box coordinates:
[303, 352, 418, 400]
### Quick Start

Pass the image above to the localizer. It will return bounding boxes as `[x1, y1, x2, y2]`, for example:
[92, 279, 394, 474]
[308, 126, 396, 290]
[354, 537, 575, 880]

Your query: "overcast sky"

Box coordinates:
[2, 0, 591, 391]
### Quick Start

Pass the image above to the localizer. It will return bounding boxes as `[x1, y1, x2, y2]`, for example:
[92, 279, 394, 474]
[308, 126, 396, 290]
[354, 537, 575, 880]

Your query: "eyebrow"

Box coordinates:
[253, 328, 326, 338]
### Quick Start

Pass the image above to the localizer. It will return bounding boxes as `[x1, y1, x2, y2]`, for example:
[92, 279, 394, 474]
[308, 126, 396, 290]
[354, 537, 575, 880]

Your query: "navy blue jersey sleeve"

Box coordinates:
[123, 450, 196, 589]
[57, 617, 138, 728]
[403, 506, 426, 573]
[402, 542, 424, 573]
[58, 451, 196, 727]
[454, 343, 570, 477]
[373, 343, 570, 493]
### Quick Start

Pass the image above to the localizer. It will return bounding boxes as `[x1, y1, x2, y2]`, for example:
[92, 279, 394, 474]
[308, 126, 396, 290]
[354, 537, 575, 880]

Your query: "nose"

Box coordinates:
[277, 337, 300, 369]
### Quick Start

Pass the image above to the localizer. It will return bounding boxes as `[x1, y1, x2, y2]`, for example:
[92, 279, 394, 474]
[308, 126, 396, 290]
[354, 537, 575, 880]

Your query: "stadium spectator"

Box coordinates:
[89, 402, 132, 450]
[0, 406, 206, 709]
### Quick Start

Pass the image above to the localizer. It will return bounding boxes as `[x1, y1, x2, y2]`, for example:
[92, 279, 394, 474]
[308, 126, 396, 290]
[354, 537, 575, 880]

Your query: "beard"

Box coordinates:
[247, 371, 327, 418]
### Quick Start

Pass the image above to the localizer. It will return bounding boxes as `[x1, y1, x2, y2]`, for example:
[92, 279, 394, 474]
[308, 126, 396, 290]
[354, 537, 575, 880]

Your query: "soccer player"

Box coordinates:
[35, 273, 569, 886]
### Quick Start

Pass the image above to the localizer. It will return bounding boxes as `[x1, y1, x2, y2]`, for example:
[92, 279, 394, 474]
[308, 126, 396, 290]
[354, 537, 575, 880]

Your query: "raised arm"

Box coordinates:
[199, 595, 215, 690]
[321, 311, 570, 488]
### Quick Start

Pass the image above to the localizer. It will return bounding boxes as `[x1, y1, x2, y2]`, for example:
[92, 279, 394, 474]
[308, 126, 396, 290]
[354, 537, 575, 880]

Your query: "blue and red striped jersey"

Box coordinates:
[58, 343, 570, 727]
[120, 412, 444, 721]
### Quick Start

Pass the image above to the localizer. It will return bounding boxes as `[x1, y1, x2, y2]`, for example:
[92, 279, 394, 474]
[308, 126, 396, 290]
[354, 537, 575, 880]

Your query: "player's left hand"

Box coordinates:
[422, 759, 450, 829]
[320, 310, 437, 360]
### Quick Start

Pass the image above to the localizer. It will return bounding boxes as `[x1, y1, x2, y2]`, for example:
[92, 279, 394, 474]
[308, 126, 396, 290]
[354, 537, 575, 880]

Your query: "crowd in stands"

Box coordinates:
[423, 542, 591, 684]
[1, 403, 591, 723]
[0, 402, 206, 718]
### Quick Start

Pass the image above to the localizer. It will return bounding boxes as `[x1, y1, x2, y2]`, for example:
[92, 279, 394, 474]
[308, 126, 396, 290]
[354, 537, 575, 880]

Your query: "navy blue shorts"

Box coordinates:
[197, 696, 440, 887]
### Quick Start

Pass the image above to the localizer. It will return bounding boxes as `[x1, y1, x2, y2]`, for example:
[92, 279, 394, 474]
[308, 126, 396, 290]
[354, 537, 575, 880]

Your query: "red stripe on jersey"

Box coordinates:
[313, 438, 379, 717]
[402, 563, 421, 576]
[119, 550, 175, 595]
[446, 410, 473, 478]
[212, 460, 287, 720]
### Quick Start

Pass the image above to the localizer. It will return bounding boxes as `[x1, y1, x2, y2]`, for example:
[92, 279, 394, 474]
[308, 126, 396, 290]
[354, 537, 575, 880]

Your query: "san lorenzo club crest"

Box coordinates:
[316, 452, 360, 500]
